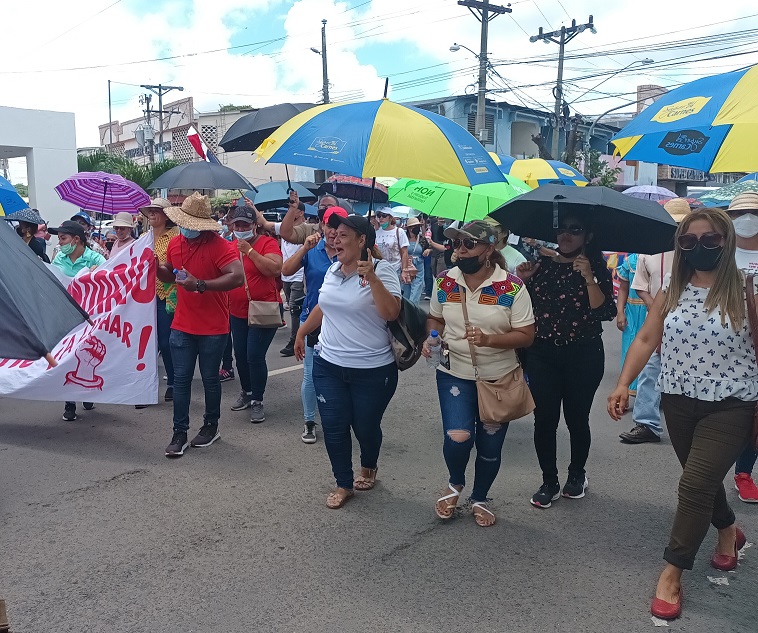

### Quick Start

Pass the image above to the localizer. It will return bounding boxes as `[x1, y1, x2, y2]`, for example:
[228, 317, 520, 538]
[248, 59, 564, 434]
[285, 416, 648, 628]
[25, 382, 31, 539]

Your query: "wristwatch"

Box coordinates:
[586, 276, 598, 286]
[196, 279, 207, 294]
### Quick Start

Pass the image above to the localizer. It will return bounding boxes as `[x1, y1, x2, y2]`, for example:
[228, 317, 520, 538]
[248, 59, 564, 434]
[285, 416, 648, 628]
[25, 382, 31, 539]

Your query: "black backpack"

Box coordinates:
[387, 297, 428, 371]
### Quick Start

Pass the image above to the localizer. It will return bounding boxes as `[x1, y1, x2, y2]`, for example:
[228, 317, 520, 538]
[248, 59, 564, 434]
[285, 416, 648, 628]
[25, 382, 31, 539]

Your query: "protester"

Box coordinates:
[157, 192, 244, 458]
[516, 215, 616, 508]
[424, 220, 535, 527]
[281, 206, 347, 444]
[109, 212, 136, 257]
[401, 217, 428, 305]
[428, 216, 451, 275]
[271, 193, 338, 244]
[374, 207, 410, 282]
[226, 207, 283, 423]
[616, 253, 646, 396]
[294, 214, 401, 508]
[104, 230, 117, 254]
[141, 198, 178, 402]
[49, 220, 106, 421]
[69, 210, 108, 258]
[4, 208, 49, 262]
[608, 208, 755, 620]
[726, 192, 758, 503]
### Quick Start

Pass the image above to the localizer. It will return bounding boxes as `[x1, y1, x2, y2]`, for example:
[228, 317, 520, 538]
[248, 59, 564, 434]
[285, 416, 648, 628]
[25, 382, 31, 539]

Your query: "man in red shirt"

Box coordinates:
[157, 192, 244, 457]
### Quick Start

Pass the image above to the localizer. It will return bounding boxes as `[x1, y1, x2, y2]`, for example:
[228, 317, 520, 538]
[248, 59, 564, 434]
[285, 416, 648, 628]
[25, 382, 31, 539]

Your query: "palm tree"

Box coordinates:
[76, 152, 182, 192]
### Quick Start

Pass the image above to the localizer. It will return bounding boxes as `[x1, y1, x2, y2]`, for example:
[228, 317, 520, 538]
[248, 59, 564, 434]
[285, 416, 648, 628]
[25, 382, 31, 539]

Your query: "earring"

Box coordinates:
[485, 258, 492, 269]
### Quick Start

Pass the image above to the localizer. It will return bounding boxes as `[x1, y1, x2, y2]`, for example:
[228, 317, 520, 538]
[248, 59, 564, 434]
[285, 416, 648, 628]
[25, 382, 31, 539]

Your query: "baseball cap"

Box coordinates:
[322, 206, 349, 224]
[327, 213, 376, 249]
[229, 207, 257, 224]
[48, 220, 87, 242]
[70, 210, 94, 226]
[443, 220, 497, 244]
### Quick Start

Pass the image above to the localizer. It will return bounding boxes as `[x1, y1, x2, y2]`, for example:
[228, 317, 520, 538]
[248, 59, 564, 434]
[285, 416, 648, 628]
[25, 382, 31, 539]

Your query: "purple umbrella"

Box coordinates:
[621, 185, 677, 201]
[55, 172, 150, 215]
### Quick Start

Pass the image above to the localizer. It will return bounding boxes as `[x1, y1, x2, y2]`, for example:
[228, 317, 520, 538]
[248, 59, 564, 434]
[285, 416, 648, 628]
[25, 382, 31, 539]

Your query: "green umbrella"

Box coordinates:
[699, 180, 758, 207]
[388, 177, 531, 222]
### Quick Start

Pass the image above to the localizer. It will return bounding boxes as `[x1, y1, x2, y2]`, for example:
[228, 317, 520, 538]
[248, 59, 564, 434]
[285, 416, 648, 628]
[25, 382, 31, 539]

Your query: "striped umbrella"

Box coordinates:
[489, 154, 588, 187]
[698, 180, 758, 207]
[55, 172, 150, 215]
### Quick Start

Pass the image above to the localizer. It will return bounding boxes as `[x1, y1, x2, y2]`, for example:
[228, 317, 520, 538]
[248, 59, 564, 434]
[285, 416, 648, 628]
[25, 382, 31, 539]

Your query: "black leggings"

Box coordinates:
[527, 338, 605, 485]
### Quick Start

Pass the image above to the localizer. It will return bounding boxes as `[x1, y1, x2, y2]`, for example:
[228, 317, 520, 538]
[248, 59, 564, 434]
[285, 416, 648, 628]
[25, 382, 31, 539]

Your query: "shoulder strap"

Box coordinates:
[746, 275, 758, 359]
[240, 253, 252, 302]
[459, 286, 480, 379]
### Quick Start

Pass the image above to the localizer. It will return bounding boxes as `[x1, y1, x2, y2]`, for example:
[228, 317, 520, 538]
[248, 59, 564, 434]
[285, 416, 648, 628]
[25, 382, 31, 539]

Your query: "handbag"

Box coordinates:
[742, 275, 758, 451]
[460, 287, 535, 424]
[241, 253, 281, 328]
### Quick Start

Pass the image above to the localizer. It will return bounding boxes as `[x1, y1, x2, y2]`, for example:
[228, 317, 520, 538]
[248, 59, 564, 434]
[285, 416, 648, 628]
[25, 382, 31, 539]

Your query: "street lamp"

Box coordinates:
[450, 42, 490, 145]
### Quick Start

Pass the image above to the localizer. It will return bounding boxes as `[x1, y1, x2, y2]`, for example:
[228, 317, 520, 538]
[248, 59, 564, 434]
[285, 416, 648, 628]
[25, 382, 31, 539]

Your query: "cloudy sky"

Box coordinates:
[4, 0, 758, 182]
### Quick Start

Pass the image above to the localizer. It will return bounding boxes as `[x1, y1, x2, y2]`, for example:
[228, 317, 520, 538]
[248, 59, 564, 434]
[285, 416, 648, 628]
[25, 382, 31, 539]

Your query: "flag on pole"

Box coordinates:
[187, 126, 220, 164]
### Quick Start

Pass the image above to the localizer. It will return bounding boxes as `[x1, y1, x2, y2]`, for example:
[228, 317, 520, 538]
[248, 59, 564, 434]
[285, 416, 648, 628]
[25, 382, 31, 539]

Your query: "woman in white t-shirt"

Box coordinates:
[295, 214, 402, 509]
[374, 207, 410, 281]
[424, 220, 535, 527]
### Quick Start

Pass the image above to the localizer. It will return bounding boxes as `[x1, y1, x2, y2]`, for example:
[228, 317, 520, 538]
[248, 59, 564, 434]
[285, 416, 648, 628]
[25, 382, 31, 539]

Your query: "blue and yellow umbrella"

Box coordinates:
[488, 154, 587, 187]
[0, 174, 27, 216]
[255, 99, 505, 188]
[612, 64, 758, 173]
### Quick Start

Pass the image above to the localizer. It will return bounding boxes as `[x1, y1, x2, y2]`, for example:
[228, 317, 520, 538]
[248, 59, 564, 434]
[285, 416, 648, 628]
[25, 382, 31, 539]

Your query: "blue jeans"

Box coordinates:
[221, 333, 233, 371]
[301, 342, 317, 422]
[401, 268, 425, 305]
[632, 352, 663, 436]
[156, 298, 174, 387]
[735, 444, 758, 475]
[436, 371, 509, 502]
[169, 329, 228, 432]
[229, 316, 277, 401]
[313, 356, 398, 489]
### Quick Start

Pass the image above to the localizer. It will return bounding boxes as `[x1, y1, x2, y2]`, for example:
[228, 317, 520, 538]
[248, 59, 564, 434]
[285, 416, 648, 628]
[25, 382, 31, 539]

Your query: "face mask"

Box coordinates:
[681, 243, 724, 271]
[180, 228, 201, 239]
[105, 242, 114, 252]
[380, 221, 390, 230]
[733, 213, 758, 238]
[457, 254, 485, 275]
[558, 246, 583, 259]
[60, 243, 76, 256]
[234, 229, 254, 240]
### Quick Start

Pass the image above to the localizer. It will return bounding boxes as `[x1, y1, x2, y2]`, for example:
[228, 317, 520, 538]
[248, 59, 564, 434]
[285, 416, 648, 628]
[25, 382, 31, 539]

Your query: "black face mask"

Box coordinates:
[105, 242, 115, 252]
[457, 255, 485, 275]
[681, 244, 724, 271]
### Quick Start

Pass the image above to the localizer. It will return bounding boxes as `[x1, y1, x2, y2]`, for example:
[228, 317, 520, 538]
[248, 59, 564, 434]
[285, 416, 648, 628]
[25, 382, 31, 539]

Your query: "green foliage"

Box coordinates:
[582, 149, 622, 188]
[77, 151, 181, 192]
[14, 183, 28, 197]
[219, 104, 252, 112]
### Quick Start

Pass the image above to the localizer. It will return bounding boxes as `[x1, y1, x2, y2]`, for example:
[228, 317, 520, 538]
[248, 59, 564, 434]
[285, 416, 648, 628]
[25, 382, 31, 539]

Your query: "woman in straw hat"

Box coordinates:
[109, 212, 137, 258]
[401, 216, 428, 305]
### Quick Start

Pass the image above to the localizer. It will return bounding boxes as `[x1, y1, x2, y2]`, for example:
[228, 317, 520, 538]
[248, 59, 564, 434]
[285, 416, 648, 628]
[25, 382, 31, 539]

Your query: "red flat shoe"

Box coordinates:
[651, 590, 682, 620]
[711, 527, 746, 572]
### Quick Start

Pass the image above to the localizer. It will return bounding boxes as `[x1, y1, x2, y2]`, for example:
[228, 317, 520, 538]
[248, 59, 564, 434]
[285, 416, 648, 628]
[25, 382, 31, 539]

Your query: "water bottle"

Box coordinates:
[174, 268, 188, 281]
[426, 330, 442, 368]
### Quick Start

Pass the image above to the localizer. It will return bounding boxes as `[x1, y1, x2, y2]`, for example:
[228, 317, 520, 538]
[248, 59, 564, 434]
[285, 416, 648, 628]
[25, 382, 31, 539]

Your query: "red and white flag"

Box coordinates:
[187, 126, 220, 163]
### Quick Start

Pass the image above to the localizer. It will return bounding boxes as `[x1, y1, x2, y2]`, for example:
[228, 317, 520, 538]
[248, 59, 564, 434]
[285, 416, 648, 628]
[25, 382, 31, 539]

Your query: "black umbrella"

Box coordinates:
[236, 182, 317, 211]
[148, 161, 255, 192]
[490, 184, 678, 255]
[218, 103, 316, 153]
[0, 221, 89, 363]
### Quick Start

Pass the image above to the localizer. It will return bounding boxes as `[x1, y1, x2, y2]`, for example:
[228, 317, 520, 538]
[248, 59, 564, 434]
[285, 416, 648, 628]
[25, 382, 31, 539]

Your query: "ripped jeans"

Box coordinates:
[436, 370, 509, 502]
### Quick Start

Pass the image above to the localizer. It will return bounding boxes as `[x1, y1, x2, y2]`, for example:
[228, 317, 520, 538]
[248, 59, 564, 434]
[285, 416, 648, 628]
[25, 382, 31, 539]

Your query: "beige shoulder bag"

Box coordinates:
[460, 286, 535, 424]
[241, 252, 281, 328]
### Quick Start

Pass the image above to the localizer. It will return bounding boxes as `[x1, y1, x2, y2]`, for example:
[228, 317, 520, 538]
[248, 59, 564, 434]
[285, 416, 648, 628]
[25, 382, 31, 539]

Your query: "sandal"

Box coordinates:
[472, 501, 496, 527]
[354, 467, 378, 491]
[326, 487, 354, 509]
[435, 483, 462, 519]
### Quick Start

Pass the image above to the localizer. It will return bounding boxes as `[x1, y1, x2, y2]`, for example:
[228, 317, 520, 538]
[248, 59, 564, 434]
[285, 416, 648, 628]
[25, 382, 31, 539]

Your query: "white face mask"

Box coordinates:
[234, 229, 254, 240]
[733, 213, 758, 239]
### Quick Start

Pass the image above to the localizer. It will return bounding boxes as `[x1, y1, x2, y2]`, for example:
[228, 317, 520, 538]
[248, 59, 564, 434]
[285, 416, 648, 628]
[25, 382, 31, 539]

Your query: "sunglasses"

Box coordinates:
[375, 213, 391, 219]
[453, 237, 484, 250]
[677, 232, 724, 251]
[556, 225, 585, 236]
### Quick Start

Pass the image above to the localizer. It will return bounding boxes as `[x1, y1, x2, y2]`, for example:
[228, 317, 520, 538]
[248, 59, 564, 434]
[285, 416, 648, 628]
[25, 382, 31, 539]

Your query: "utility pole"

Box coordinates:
[457, 0, 511, 145]
[139, 94, 155, 164]
[321, 20, 329, 104]
[530, 16, 596, 160]
[140, 83, 184, 161]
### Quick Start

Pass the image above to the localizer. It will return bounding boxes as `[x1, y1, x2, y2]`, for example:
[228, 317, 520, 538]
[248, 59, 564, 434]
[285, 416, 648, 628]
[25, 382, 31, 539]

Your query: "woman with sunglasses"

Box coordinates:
[608, 208, 755, 620]
[425, 221, 535, 527]
[374, 208, 411, 283]
[516, 216, 616, 508]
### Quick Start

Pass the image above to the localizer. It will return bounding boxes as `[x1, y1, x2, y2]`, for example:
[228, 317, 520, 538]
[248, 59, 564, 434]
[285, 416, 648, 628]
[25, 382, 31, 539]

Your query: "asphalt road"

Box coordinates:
[2, 322, 756, 632]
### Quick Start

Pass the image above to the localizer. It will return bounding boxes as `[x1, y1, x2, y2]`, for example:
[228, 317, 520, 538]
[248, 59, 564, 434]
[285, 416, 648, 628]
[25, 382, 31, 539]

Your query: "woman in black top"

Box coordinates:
[516, 215, 616, 508]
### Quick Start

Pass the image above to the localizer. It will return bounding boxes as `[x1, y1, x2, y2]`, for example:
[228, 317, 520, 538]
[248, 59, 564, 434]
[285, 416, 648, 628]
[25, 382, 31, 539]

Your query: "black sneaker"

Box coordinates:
[301, 422, 317, 444]
[230, 391, 252, 411]
[562, 474, 589, 499]
[280, 342, 295, 357]
[219, 368, 235, 383]
[164, 387, 174, 402]
[83, 402, 95, 410]
[62, 403, 77, 421]
[530, 482, 561, 509]
[250, 401, 265, 423]
[191, 425, 220, 448]
[619, 424, 661, 444]
[165, 431, 189, 458]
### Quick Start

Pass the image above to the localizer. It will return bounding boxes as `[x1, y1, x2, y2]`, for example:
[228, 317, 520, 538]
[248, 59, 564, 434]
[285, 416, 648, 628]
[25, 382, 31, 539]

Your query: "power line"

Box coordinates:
[38, 0, 125, 49]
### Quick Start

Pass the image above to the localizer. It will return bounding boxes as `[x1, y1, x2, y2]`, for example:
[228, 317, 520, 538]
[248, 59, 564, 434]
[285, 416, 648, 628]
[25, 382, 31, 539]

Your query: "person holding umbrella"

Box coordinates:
[49, 220, 107, 421]
[4, 208, 49, 262]
[109, 212, 136, 258]
[68, 210, 108, 259]
[608, 208, 754, 620]
[516, 215, 616, 508]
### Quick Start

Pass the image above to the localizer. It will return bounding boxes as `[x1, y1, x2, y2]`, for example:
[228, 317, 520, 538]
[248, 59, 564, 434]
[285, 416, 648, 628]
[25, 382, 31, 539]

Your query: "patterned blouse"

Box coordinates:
[154, 228, 179, 302]
[527, 255, 616, 344]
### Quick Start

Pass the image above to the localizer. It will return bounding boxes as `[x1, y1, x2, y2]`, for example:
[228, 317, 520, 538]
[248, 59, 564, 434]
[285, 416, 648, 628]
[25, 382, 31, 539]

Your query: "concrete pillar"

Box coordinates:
[26, 147, 78, 227]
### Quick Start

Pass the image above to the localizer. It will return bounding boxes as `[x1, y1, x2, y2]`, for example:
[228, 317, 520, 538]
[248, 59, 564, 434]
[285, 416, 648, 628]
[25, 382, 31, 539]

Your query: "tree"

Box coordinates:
[582, 149, 622, 188]
[219, 104, 253, 112]
[14, 183, 28, 197]
[77, 151, 181, 192]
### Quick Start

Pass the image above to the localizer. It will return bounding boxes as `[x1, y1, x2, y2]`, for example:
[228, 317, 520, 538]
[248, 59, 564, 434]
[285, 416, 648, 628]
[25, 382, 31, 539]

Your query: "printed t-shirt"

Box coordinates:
[301, 239, 337, 322]
[229, 235, 282, 319]
[275, 222, 304, 283]
[166, 232, 238, 335]
[52, 247, 106, 278]
[735, 247, 758, 274]
[429, 265, 534, 381]
[375, 227, 409, 274]
[317, 259, 402, 369]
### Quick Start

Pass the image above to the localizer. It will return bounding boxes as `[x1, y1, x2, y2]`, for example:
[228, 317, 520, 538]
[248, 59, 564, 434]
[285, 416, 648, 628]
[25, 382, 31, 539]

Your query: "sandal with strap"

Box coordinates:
[435, 483, 463, 519]
[326, 487, 354, 509]
[472, 501, 496, 527]
[354, 467, 378, 491]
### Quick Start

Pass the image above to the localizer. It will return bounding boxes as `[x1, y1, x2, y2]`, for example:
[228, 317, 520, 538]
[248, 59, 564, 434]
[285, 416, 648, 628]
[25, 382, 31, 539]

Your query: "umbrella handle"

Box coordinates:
[368, 177, 376, 215]
[285, 164, 292, 192]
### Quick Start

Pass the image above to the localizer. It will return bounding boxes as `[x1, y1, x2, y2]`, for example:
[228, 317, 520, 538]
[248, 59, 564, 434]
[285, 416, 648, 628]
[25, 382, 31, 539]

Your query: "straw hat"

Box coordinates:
[112, 211, 134, 228]
[662, 197, 692, 223]
[728, 192, 758, 213]
[164, 192, 220, 232]
[139, 197, 171, 217]
[405, 217, 422, 228]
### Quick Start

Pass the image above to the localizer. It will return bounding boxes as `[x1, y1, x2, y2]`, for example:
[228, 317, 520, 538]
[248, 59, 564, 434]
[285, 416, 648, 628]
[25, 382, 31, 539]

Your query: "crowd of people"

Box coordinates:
[5, 185, 758, 622]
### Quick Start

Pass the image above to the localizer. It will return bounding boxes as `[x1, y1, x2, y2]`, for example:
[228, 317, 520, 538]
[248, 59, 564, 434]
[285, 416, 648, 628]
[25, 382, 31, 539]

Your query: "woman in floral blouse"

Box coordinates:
[516, 215, 616, 508]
